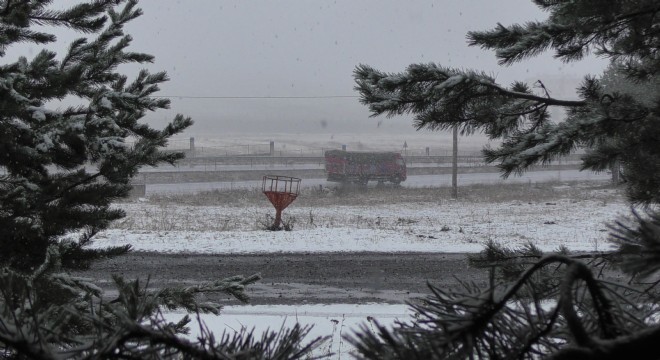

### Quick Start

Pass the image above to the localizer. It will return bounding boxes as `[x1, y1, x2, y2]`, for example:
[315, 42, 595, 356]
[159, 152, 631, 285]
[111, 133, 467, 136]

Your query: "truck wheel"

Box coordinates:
[391, 176, 401, 185]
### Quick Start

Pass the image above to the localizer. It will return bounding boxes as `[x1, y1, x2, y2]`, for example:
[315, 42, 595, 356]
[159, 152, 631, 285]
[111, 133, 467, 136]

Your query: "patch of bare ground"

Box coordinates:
[72, 252, 488, 305]
[88, 181, 625, 305]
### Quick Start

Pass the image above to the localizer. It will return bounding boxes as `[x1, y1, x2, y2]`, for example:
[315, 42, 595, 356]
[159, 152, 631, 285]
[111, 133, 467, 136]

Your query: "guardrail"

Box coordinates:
[168, 153, 583, 168]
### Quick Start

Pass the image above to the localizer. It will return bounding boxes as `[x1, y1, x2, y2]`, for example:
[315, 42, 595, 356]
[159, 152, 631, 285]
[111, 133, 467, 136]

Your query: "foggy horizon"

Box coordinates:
[8, 1, 609, 138]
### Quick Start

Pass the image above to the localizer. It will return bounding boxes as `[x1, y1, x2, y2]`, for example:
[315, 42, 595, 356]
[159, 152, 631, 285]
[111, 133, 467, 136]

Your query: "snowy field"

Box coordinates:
[96, 181, 625, 254]
[92, 177, 626, 359]
[164, 304, 410, 358]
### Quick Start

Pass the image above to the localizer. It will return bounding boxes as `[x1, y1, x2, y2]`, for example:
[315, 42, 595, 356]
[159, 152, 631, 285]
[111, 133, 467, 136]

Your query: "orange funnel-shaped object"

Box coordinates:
[262, 175, 301, 229]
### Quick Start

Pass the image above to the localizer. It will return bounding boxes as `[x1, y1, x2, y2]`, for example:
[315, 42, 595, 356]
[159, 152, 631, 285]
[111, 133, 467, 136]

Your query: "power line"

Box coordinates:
[152, 95, 359, 99]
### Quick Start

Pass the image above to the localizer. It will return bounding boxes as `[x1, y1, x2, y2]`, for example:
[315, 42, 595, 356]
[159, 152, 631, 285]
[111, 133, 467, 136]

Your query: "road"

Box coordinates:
[73, 252, 489, 305]
[146, 168, 610, 195]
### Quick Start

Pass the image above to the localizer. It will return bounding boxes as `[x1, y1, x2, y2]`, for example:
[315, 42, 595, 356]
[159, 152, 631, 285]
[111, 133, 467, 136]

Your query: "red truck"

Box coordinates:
[324, 150, 407, 185]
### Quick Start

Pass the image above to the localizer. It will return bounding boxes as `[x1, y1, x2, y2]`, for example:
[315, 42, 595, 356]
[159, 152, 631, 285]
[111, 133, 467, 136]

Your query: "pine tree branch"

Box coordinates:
[0, 332, 56, 360]
[2, 0, 12, 16]
[549, 324, 660, 360]
[559, 263, 612, 347]
[470, 251, 616, 267]
[517, 304, 562, 357]
[611, 5, 660, 23]
[492, 255, 571, 312]
[468, 3, 660, 66]
[28, 1, 115, 33]
[43, 172, 104, 205]
[480, 80, 586, 107]
[497, 103, 546, 117]
[444, 255, 617, 357]
[351, 1, 660, 358]
[91, 323, 233, 360]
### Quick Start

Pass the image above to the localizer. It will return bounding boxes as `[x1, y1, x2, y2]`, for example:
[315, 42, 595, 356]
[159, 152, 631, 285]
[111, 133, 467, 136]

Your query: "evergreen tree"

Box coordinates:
[0, 1, 321, 358]
[0, 0, 192, 272]
[352, 0, 660, 358]
[600, 62, 660, 108]
[599, 61, 660, 187]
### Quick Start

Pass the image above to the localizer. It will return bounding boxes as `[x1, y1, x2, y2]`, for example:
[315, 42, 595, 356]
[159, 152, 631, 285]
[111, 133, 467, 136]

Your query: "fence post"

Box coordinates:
[270, 141, 275, 156]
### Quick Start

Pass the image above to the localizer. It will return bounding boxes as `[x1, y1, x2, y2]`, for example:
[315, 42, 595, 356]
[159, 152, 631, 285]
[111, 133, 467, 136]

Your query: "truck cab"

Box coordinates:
[324, 150, 406, 185]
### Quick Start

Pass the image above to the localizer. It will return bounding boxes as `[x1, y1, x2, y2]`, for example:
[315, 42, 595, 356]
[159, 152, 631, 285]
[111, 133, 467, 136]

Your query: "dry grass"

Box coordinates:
[105, 179, 627, 254]
[134, 180, 622, 208]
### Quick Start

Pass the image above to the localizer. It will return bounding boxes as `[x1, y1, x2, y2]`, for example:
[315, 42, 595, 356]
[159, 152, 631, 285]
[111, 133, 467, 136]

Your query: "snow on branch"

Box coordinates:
[354, 62, 595, 174]
[467, 1, 660, 77]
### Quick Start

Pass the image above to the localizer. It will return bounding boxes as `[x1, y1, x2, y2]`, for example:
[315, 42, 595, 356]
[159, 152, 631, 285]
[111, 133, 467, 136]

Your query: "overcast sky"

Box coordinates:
[12, 1, 609, 138]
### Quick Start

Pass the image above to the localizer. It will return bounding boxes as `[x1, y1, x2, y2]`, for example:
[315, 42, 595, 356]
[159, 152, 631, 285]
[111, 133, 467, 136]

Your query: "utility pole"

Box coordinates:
[452, 126, 458, 199]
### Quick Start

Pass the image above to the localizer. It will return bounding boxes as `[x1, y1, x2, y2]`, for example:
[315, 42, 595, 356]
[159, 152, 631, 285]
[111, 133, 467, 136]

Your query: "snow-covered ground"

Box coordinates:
[164, 304, 410, 358]
[96, 182, 624, 254]
[94, 178, 625, 359]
